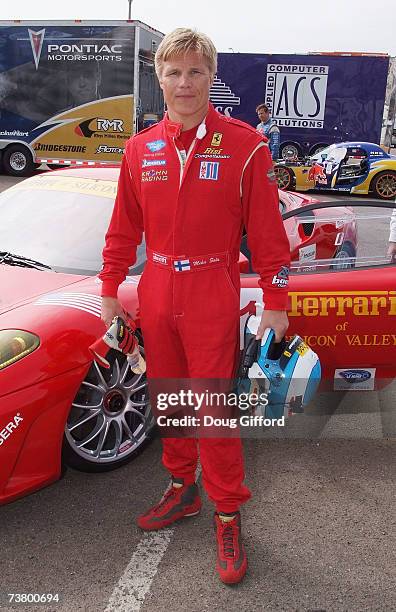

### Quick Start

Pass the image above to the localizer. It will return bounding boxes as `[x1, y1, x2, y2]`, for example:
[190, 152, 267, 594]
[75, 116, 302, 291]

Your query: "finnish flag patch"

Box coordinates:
[173, 259, 191, 272]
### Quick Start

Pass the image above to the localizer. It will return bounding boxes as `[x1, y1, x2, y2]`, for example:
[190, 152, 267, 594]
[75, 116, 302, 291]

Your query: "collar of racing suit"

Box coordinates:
[163, 102, 220, 140]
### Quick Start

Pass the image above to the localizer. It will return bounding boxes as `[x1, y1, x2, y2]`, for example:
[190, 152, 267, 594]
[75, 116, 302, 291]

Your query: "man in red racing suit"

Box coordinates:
[99, 27, 290, 585]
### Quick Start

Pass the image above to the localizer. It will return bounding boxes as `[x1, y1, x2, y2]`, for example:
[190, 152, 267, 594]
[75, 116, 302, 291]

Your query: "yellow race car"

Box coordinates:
[274, 142, 396, 200]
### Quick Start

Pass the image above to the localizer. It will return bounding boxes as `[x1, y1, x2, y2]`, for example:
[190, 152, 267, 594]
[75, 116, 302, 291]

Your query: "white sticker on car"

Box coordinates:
[298, 244, 317, 262]
[334, 368, 376, 391]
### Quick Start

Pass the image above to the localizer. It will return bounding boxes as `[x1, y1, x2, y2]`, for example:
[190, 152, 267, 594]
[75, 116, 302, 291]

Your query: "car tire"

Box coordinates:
[62, 338, 155, 473]
[371, 171, 396, 200]
[331, 241, 356, 270]
[280, 142, 302, 161]
[2, 145, 35, 176]
[274, 165, 295, 191]
[309, 143, 328, 156]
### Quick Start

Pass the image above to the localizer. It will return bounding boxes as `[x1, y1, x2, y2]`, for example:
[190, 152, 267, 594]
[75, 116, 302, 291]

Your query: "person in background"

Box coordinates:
[256, 103, 280, 161]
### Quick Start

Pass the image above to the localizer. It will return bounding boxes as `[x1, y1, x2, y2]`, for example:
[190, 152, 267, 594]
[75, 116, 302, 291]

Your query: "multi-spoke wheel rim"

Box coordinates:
[376, 174, 396, 199]
[65, 351, 154, 464]
[9, 152, 27, 171]
[274, 167, 292, 190]
[282, 145, 300, 160]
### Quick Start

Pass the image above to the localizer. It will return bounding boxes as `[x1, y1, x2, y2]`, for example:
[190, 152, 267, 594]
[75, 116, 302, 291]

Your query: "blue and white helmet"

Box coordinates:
[239, 315, 321, 419]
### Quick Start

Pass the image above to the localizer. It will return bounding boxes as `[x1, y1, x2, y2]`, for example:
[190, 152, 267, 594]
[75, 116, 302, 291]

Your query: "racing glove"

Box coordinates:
[90, 316, 146, 374]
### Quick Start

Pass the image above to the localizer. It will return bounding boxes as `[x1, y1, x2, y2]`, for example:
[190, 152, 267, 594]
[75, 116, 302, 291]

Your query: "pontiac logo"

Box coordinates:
[28, 28, 45, 70]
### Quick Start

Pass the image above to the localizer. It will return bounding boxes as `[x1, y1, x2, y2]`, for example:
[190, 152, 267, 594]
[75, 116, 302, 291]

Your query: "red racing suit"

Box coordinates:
[100, 103, 290, 513]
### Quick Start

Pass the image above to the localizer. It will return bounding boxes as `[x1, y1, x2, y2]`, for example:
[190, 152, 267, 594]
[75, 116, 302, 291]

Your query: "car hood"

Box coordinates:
[0, 265, 90, 315]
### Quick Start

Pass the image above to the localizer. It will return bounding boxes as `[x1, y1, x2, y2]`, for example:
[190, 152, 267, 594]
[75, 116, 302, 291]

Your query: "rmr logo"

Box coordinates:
[75, 117, 124, 138]
[96, 118, 124, 132]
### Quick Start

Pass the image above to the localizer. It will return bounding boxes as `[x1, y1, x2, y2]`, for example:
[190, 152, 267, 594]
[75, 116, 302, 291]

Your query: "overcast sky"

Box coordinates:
[1, 0, 396, 55]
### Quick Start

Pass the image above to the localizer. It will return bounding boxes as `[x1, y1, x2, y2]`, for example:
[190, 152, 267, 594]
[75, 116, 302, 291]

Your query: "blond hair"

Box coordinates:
[155, 28, 217, 77]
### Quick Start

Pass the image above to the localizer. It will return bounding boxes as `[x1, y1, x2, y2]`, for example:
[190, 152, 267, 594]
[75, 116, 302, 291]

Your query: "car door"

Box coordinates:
[240, 201, 396, 391]
[334, 146, 370, 190]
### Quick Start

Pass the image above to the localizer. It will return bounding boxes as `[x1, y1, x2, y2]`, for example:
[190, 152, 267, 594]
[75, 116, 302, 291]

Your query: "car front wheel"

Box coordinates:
[63, 344, 154, 472]
[274, 165, 295, 190]
[371, 171, 396, 200]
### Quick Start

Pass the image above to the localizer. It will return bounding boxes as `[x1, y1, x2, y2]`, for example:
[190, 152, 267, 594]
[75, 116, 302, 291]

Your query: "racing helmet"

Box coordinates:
[238, 315, 321, 419]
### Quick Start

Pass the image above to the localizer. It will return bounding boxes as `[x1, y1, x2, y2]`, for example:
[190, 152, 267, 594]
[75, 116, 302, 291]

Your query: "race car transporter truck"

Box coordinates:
[210, 52, 396, 159]
[0, 20, 164, 175]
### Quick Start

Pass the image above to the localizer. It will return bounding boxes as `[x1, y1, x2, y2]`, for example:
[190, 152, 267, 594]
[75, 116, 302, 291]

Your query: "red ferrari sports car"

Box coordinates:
[0, 167, 394, 505]
[270, 190, 356, 270]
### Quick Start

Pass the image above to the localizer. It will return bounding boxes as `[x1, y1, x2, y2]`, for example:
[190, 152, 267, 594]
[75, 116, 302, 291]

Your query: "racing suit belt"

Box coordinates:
[147, 248, 239, 272]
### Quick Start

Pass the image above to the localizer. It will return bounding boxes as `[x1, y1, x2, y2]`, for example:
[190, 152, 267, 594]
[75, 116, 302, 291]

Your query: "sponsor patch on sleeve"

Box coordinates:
[272, 266, 289, 288]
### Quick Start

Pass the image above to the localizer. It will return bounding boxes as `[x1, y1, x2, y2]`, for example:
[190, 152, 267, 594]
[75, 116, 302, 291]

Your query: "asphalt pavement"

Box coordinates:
[0, 429, 395, 612]
[0, 170, 395, 612]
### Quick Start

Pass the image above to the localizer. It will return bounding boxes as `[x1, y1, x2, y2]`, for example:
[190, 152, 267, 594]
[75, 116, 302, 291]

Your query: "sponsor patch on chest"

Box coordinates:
[142, 159, 167, 167]
[141, 169, 168, 182]
[146, 139, 166, 152]
[211, 132, 223, 146]
[195, 148, 231, 159]
[199, 161, 219, 180]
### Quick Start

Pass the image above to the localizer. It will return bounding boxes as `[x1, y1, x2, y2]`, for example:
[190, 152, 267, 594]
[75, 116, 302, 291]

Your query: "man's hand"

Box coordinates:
[256, 309, 289, 343]
[101, 296, 125, 328]
[387, 242, 396, 261]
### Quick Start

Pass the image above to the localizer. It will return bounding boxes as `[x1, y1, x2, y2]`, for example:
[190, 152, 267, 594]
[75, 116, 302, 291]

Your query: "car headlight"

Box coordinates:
[0, 330, 40, 370]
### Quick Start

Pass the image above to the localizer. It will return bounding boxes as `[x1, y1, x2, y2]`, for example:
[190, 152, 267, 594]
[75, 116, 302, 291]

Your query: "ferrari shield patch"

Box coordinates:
[211, 132, 223, 147]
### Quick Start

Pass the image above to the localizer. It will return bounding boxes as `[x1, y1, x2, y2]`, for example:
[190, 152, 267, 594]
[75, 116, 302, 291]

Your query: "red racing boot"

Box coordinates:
[137, 478, 202, 531]
[214, 512, 247, 584]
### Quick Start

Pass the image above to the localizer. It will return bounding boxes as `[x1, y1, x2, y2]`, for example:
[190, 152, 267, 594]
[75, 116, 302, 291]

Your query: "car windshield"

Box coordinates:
[0, 175, 145, 275]
[240, 202, 395, 277]
[286, 203, 395, 272]
[310, 145, 348, 163]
